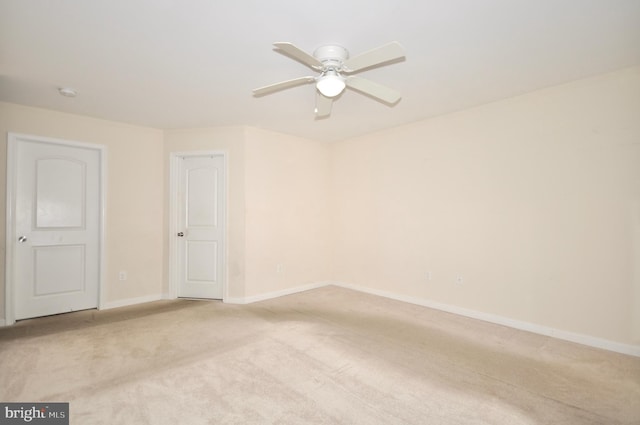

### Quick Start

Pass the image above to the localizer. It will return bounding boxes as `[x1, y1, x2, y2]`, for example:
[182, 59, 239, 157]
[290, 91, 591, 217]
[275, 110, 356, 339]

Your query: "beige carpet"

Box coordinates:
[1, 286, 639, 424]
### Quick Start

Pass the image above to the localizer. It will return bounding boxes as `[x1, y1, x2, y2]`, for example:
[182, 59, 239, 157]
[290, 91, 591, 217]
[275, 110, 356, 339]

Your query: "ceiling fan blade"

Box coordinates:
[252, 76, 316, 96]
[273, 42, 323, 70]
[343, 41, 405, 73]
[315, 92, 333, 118]
[345, 76, 401, 104]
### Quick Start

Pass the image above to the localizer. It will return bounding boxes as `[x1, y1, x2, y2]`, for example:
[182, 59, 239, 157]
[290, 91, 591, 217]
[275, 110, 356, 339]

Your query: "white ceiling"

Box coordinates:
[1, 0, 639, 142]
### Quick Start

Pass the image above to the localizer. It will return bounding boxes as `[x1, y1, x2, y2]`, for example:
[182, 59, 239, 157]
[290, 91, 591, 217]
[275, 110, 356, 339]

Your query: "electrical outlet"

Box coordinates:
[118, 271, 127, 281]
[455, 276, 463, 284]
[426, 271, 432, 281]
[276, 264, 283, 274]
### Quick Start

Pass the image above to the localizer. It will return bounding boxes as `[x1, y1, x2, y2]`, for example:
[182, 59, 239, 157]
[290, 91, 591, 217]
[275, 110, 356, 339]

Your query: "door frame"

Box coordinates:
[168, 150, 228, 301]
[5, 133, 107, 326]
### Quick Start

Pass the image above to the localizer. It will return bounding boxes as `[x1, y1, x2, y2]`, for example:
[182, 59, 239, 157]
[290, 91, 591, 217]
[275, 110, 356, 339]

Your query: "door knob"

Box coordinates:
[177, 232, 184, 237]
[18, 236, 27, 243]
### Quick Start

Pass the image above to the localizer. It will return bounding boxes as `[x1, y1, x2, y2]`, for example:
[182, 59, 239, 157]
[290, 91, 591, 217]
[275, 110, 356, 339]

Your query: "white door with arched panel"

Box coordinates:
[172, 154, 225, 299]
[7, 133, 103, 322]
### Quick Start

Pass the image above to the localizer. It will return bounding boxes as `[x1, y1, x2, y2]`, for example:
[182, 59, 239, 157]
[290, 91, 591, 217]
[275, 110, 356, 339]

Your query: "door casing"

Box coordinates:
[5, 133, 107, 325]
[169, 151, 228, 301]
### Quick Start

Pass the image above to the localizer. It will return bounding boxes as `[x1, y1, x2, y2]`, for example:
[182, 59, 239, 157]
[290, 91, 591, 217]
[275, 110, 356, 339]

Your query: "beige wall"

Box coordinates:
[2, 66, 638, 349]
[331, 67, 640, 346]
[0, 102, 165, 318]
[163, 127, 247, 299]
[244, 127, 332, 297]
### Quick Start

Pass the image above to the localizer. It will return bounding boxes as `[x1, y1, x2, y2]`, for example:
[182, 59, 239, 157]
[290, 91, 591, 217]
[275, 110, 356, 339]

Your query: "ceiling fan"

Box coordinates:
[252, 41, 405, 118]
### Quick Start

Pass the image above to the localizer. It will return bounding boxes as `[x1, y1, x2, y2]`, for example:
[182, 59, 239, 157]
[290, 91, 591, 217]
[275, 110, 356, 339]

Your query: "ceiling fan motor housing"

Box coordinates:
[313, 45, 349, 71]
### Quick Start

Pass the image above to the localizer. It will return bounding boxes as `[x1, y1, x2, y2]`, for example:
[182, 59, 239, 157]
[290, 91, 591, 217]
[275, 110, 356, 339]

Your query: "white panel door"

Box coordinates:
[11, 136, 101, 320]
[177, 155, 225, 299]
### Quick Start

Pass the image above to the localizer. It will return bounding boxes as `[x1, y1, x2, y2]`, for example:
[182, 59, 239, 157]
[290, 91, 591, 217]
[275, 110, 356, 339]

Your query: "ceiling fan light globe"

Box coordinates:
[316, 75, 346, 98]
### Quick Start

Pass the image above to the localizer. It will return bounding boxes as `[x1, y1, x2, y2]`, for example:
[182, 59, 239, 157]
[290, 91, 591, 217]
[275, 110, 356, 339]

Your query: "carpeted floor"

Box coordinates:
[1, 286, 639, 424]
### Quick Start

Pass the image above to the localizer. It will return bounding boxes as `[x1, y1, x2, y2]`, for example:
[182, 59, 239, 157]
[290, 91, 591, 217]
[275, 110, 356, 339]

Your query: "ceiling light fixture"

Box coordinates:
[58, 87, 77, 98]
[316, 70, 345, 98]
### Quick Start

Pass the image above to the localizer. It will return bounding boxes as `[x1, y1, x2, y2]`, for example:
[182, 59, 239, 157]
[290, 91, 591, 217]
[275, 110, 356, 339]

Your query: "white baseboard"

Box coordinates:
[331, 281, 640, 358]
[100, 294, 165, 310]
[25, 280, 638, 357]
[224, 281, 330, 305]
